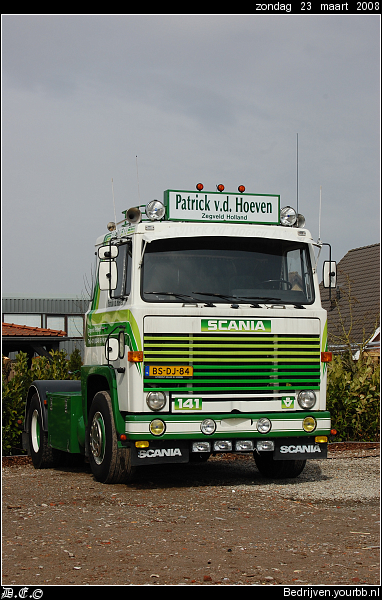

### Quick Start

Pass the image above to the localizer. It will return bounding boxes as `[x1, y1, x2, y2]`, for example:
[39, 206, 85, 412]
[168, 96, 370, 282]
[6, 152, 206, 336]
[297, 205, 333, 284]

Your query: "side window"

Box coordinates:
[285, 247, 314, 302]
[286, 249, 303, 291]
[111, 241, 132, 299]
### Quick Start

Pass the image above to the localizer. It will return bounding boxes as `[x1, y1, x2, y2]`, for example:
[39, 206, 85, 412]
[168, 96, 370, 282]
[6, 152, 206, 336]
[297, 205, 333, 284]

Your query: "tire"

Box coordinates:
[254, 452, 306, 479]
[27, 394, 53, 469]
[87, 391, 135, 484]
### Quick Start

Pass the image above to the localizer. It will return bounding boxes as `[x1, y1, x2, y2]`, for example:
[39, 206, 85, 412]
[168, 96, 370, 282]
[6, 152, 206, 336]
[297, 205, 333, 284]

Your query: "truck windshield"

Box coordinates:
[142, 236, 315, 305]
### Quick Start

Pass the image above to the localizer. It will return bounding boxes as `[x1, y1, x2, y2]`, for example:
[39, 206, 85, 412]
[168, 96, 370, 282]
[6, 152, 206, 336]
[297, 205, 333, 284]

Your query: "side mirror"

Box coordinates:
[323, 261, 337, 288]
[98, 261, 117, 290]
[118, 330, 125, 359]
[105, 337, 119, 362]
[105, 330, 125, 362]
[98, 245, 118, 259]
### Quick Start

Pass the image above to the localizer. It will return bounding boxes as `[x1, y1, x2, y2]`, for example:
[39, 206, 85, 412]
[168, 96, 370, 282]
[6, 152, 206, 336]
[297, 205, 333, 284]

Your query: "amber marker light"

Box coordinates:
[135, 441, 149, 448]
[128, 351, 144, 362]
[238, 185, 245, 193]
[217, 184, 225, 192]
[196, 183, 204, 191]
[321, 352, 332, 362]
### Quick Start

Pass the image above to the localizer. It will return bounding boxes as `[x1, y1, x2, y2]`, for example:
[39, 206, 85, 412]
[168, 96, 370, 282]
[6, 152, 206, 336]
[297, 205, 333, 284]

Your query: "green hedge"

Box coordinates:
[326, 353, 380, 442]
[2, 349, 82, 455]
[2, 348, 379, 454]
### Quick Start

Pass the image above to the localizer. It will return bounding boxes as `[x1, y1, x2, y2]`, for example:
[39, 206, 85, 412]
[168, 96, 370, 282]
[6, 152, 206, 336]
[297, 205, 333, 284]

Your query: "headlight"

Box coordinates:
[200, 419, 216, 435]
[257, 417, 272, 434]
[149, 419, 166, 436]
[297, 390, 316, 409]
[192, 441, 211, 452]
[280, 206, 297, 226]
[146, 200, 165, 221]
[213, 440, 232, 451]
[146, 391, 166, 411]
[303, 416, 317, 432]
[235, 440, 254, 451]
[256, 440, 274, 451]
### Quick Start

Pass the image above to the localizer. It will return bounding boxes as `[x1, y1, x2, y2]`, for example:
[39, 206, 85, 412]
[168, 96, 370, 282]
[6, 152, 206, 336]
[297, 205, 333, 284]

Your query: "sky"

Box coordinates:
[2, 14, 380, 300]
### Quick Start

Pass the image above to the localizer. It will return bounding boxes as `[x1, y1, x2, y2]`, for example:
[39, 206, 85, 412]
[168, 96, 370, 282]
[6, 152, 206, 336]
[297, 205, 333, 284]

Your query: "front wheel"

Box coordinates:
[27, 394, 53, 469]
[254, 452, 306, 479]
[87, 391, 135, 484]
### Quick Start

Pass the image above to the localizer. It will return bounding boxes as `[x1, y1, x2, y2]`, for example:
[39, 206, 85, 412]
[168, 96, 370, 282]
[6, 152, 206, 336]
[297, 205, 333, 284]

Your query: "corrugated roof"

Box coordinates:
[320, 243, 380, 347]
[2, 297, 90, 314]
[2, 322, 67, 337]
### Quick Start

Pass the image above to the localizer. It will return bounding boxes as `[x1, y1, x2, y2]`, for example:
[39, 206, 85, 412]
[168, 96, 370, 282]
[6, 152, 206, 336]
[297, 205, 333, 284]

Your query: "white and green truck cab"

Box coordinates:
[23, 185, 337, 483]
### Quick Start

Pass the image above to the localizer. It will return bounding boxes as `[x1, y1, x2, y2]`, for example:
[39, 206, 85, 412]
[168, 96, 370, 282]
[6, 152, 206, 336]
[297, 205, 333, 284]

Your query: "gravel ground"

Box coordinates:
[2, 443, 380, 587]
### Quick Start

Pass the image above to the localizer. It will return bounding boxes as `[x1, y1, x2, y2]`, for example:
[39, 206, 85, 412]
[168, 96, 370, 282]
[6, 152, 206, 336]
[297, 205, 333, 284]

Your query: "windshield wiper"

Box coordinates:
[240, 295, 282, 303]
[192, 292, 239, 301]
[192, 291, 243, 308]
[144, 291, 199, 303]
[192, 292, 282, 307]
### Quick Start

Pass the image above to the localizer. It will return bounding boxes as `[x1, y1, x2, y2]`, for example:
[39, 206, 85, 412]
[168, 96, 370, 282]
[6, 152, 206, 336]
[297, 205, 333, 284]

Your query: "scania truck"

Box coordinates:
[22, 184, 337, 483]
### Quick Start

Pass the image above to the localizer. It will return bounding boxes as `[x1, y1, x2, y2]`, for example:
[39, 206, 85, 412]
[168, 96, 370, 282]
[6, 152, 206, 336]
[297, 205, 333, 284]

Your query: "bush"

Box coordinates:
[2, 349, 82, 456]
[326, 353, 380, 442]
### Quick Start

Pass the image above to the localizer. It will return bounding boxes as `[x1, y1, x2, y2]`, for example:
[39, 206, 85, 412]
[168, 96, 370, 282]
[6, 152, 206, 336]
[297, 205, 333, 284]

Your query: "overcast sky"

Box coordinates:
[2, 14, 380, 300]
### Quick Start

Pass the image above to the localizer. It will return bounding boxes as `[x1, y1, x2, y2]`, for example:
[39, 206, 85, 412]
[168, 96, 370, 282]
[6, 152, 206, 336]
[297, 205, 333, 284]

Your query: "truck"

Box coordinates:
[22, 184, 337, 484]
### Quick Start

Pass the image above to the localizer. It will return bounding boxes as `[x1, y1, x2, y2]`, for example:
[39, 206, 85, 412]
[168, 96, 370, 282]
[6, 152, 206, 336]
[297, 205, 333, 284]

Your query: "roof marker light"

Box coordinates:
[196, 183, 204, 191]
[217, 184, 225, 192]
[238, 185, 245, 193]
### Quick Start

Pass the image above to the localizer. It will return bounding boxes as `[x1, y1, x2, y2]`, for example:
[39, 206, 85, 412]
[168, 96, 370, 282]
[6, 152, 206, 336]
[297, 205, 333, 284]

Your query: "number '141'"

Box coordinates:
[175, 398, 202, 410]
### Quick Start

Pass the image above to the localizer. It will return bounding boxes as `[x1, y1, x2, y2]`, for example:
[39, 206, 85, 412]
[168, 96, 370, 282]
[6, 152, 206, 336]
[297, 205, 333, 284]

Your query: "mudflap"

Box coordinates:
[273, 437, 327, 460]
[130, 440, 190, 466]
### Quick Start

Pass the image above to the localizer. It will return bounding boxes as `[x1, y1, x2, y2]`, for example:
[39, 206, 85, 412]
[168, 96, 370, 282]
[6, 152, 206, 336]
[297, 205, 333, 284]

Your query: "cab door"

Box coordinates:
[103, 240, 133, 412]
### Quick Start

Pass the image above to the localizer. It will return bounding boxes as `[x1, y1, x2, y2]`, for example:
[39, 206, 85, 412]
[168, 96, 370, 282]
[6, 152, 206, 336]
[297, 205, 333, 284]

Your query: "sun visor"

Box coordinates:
[141, 223, 308, 244]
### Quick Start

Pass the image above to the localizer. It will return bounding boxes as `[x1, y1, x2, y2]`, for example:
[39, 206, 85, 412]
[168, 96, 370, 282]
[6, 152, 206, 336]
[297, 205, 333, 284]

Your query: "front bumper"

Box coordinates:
[128, 435, 328, 466]
[124, 411, 331, 440]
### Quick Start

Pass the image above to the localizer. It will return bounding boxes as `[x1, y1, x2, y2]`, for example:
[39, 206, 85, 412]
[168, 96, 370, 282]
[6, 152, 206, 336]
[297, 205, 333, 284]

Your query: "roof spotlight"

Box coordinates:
[146, 200, 165, 221]
[280, 206, 297, 226]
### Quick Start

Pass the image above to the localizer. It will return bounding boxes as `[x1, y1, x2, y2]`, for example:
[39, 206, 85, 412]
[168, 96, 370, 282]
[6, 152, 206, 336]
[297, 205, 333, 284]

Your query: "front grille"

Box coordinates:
[143, 333, 321, 394]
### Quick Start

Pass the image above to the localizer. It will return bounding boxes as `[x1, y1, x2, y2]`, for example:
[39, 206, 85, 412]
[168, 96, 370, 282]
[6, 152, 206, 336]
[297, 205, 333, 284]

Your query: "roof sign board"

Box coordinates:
[164, 189, 280, 225]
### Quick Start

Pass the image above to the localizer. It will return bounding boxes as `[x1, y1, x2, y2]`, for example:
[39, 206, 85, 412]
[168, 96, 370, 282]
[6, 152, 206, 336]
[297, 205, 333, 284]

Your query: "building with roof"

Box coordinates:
[2, 297, 90, 361]
[2, 322, 68, 367]
[320, 243, 380, 358]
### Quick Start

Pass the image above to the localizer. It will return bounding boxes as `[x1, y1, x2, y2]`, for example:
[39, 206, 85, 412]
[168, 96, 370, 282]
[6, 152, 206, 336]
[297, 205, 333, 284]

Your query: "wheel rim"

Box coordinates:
[90, 411, 106, 465]
[31, 409, 40, 453]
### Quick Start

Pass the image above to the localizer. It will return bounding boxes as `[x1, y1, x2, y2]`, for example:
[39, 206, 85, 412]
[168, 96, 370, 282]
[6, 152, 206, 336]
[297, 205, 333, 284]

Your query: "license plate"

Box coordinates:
[145, 365, 193, 377]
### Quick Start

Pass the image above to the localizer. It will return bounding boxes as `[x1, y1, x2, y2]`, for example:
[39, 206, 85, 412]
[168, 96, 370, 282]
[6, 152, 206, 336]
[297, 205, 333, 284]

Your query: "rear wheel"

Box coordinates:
[254, 452, 306, 479]
[87, 391, 135, 484]
[27, 394, 53, 469]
